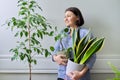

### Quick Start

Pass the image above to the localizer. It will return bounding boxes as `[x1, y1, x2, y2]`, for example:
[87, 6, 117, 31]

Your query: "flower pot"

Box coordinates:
[66, 59, 85, 75]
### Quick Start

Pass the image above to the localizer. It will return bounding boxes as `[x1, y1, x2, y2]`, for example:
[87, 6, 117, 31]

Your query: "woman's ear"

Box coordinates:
[76, 16, 79, 20]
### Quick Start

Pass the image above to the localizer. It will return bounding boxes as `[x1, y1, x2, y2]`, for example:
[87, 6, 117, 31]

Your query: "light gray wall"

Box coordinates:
[0, 0, 120, 80]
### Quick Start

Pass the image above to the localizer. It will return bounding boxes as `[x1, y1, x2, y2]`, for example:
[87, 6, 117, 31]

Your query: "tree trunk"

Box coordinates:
[29, 63, 32, 80]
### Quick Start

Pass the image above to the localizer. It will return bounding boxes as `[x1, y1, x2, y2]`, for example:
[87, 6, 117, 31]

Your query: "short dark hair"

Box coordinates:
[65, 7, 84, 26]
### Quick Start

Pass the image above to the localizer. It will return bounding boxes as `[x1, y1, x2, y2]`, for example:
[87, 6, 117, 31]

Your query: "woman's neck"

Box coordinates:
[70, 25, 77, 29]
[70, 25, 78, 36]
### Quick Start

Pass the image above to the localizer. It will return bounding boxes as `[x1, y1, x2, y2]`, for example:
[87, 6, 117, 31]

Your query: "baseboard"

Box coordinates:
[0, 54, 120, 73]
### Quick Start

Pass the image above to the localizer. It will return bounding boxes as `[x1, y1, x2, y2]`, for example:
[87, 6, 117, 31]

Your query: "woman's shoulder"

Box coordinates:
[78, 27, 92, 38]
[79, 26, 94, 38]
[79, 27, 89, 33]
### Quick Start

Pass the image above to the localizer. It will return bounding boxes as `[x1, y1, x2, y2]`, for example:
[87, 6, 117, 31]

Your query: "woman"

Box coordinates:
[52, 7, 96, 80]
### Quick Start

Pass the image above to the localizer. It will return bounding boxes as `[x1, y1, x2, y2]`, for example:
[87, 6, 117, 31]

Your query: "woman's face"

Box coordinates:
[64, 11, 78, 27]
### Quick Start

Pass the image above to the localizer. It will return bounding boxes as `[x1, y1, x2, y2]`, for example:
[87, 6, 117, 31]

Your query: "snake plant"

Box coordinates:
[72, 29, 105, 64]
[107, 62, 120, 80]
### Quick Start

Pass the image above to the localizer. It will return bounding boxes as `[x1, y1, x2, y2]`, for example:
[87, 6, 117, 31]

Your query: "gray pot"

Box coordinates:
[66, 59, 85, 75]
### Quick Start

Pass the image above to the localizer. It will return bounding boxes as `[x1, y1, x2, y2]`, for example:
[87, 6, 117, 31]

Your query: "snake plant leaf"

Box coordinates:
[72, 29, 77, 48]
[75, 28, 80, 46]
[75, 31, 90, 57]
[72, 29, 90, 63]
[75, 37, 97, 63]
[72, 29, 77, 59]
[80, 38, 105, 64]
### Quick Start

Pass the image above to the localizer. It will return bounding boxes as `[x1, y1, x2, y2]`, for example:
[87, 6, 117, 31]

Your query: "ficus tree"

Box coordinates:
[5, 0, 56, 80]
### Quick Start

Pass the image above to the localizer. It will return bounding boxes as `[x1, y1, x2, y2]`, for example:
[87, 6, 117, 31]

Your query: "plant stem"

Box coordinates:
[27, 0, 31, 80]
[29, 63, 32, 80]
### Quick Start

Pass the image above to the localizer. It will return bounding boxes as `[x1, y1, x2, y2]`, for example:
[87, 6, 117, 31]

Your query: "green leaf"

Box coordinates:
[49, 31, 54, 36]
[37, 30, 43, 39]
[22, 2, 27, 5]
[72, 29, 77, 59]
[19, 10, 25, 15]
[24, 31, 28, 37]
[32, 33, 36, 37]
[74, 36, 90, 63]
[107, 62, 120, 79]
[31, 37, 40, 45]
[29, 4, 33, 9]
[45, 49, 50, 57]
[7, 21, 11, 26]
[19, 53, 25, 60]
[36, 48, 40, 54]
[75, 31, 90, 58]
[55, 26, 57, 31]
[55, 34, 61, 41]
[37, 5, 43, 11]
[20, 7, 27, 11]
[11, 54, 18, 61]
[64, 28, 69, 32]
[72, 29, 77, 48]
[75, 37, 97, 63]
[14, 32, 19, 37]
[12, 17, 16, 21]
[108, 62, 120, 76]
[20, 31, 23, 37]
[50, 46, 55, 51]
[33, 59, 37, 64]
[13, 21, 17, 26]
[18, 0, 23, 3]
[26, 49, 32, 54]
[80, 38, 105, 64]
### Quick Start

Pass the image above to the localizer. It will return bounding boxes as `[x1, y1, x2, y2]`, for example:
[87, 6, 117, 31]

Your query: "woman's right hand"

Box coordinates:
[53, 54, 68, 66]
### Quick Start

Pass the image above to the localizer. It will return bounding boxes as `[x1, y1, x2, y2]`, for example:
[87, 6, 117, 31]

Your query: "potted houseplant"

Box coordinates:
[66, 28, 105, 74]
[5, 0, 56, 80]
[50, 27, 70, 58]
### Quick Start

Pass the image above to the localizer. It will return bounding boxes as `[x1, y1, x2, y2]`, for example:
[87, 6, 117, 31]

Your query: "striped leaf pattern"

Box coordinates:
[72, 28, 105, 64]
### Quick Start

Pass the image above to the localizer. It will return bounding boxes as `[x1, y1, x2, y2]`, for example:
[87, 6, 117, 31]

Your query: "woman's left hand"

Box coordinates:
[67, 71, 82, 80]
[67, 66, 89, 80]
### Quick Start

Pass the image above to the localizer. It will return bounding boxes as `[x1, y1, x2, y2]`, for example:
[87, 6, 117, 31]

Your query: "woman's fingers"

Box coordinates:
[60, 54, 67, 59]
[67, 71, 80, 80]
[54, 54, 68, 65]
[61, 59, 68, 65]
